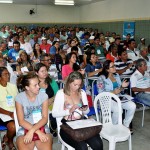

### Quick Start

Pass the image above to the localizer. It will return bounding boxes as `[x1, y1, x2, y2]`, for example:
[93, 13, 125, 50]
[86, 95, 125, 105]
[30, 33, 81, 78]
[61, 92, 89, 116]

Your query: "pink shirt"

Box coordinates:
[62, 64, 73, 80]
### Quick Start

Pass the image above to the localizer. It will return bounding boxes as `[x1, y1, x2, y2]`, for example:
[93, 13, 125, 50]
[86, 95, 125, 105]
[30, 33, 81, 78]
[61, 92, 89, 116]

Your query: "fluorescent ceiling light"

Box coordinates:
[55, 0, 74, 5]
[55, 2, 74, 5]
[55, 0, 74, 2]
[0, 0, 13, 3]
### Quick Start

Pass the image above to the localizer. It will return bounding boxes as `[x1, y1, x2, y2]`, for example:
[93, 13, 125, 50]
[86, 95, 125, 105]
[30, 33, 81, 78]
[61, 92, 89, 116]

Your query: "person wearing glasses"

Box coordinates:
[40, 53, 58, 81]
[97, 60, 136, 131]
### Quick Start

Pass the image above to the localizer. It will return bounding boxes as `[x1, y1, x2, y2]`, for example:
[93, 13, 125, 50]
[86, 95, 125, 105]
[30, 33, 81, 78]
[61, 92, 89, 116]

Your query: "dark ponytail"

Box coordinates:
[17, 72, 38, 92]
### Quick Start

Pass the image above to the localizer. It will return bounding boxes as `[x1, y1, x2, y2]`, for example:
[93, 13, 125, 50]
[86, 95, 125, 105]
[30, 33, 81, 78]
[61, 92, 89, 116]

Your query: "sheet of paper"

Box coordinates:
[21, 67, 29, 73]
[0, 114, 13, 122]
[66, 119, 102, 129]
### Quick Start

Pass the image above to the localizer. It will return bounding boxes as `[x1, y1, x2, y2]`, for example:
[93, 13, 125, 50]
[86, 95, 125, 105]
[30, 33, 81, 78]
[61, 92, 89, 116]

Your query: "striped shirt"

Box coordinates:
[114, 59, 135, 76]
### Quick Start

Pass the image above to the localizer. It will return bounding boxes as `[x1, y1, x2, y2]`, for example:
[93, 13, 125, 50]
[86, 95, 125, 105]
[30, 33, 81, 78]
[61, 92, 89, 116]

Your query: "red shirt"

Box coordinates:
[40, 44, 51, 54]
[106, 53, 118, 62]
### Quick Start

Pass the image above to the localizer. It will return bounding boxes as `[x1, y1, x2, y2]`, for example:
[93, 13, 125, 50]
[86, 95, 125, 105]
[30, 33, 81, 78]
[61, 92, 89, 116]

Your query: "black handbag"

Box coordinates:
[60, 111, 102, 142]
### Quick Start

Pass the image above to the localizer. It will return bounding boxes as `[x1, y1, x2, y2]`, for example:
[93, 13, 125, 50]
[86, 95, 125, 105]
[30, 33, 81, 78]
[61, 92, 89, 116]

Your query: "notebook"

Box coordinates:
[66, 119, 102, 129]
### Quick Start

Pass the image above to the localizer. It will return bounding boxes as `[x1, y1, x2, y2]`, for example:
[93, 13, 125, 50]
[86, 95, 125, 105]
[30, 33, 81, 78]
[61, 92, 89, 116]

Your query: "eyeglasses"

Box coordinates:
[109, 65, 116, 68]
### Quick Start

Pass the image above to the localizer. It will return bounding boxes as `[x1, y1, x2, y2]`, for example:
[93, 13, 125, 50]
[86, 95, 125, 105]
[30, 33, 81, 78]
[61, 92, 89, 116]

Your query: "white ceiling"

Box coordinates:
[11, 0, 104, 6]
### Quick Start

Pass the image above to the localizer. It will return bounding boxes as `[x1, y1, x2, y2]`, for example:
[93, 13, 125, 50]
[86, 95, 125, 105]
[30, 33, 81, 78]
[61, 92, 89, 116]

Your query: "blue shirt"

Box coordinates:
[97, 73, 122, 93]
[85, 62, 102, 77]
[80, 38, 89, 47]
[8, 48, 20, 61]
[50, 46, 56, 55]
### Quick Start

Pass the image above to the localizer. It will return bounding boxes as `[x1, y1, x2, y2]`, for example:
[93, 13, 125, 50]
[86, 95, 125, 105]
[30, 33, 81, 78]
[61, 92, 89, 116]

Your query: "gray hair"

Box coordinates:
[135, 58, 146, 69]
[140, 46, 148, 52]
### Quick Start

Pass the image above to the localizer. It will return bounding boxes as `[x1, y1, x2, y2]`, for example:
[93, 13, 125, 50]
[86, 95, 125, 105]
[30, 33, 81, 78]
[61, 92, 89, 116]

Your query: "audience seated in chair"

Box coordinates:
[52, 71, 103, 150]
[130, 58, 150, 106]
[97, 60, 136, 129]
[0, 67, 18, 149]
[15, 73, 52, 150]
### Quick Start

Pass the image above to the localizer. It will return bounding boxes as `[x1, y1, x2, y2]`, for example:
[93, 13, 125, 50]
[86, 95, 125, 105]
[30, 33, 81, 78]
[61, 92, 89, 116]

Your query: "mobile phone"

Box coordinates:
[80, 105, 88, 109]
[124, 78, 130, 82]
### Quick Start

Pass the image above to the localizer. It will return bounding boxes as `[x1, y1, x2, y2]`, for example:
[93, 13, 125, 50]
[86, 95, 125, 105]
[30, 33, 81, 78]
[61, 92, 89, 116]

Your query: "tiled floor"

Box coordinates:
[3, 109, 150, 150]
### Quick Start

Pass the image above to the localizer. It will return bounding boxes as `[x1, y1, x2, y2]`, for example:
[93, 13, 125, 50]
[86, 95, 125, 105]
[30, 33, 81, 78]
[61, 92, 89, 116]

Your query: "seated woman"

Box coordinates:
[0, 67, 18, 150]
[16, 51, 33, 75]
[62, 52, 84, 80]
[52, 71, 103, 150]
[35, 63, 59, 137]
[85, 53, 102, 77]
[82, 46, 95, 69]
[15, 73, 52, 150]
[97, 60, 136, 129]
[106, 44, 119, 62]
[30, 43, 44, 64]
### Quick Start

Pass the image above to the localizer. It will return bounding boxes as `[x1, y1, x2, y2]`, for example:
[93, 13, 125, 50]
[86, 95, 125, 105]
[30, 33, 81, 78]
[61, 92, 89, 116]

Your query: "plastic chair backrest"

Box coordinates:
[94, 92, 122, 125]
[14, 109, 19, 134]
[94, 82, 98, 96]
[56, 117, 63, 134]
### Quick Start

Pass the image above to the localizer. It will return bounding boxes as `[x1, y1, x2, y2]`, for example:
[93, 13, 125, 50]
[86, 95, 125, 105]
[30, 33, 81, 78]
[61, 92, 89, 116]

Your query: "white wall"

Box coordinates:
[0, 0, 149, 24]
[0, 4, 79, 23]
[79, 0, 150, 22]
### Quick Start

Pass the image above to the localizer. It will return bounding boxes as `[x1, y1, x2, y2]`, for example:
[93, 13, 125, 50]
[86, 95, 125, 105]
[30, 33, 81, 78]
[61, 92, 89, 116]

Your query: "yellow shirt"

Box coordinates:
[0, 82, 18, 112]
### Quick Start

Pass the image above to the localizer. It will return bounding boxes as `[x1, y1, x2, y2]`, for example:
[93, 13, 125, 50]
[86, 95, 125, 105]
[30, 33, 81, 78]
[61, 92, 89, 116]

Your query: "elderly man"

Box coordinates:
[130, 58, 150, 106]
[139, 46, 150, 71]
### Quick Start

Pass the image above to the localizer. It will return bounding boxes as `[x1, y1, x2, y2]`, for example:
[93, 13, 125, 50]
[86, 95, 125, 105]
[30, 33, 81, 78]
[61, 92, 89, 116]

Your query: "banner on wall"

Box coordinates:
[123, 22, 135, 40]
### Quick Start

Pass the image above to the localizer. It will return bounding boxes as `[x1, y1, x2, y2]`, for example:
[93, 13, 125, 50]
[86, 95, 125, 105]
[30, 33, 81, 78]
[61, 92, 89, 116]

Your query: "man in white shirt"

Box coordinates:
[130, 58, 150, 106]
[19, 35, 33, 55]
[127, 39, 139, 62]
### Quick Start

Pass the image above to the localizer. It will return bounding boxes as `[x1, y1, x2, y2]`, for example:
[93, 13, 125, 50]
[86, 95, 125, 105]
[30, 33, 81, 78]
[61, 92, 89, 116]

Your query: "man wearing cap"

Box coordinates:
[89, 36, 95, 46]
[40, 37, 51, 54]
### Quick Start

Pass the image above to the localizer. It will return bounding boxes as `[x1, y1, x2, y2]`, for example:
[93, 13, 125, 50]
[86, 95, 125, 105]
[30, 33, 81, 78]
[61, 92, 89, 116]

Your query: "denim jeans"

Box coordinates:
[135, 92, 150, 106]
[111, 100, 136, 127]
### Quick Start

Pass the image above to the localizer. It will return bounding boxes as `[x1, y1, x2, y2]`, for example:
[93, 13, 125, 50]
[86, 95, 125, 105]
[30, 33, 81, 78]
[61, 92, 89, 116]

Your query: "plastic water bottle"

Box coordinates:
[97, 77, 104, 93]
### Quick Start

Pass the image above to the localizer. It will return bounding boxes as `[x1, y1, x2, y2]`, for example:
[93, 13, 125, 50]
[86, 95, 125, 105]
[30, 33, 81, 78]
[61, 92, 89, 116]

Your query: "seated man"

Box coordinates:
[115, 48, 135, 77]
[85, 53, 102, 77]
[130, 58, 150, 106]
[40, 53, 58, 81]
[139, 46, 150, 71]
[8, 41, 21, 63]
[127, 39, 139, 62]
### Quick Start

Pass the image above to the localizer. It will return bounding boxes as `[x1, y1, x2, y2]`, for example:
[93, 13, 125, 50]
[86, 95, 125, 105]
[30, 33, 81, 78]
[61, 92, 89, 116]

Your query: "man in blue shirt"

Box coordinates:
[8, 41, 21, 62]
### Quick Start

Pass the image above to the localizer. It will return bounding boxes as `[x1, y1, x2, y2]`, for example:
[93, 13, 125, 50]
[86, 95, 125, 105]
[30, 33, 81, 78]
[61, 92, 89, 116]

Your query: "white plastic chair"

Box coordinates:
[56, 117, 75, 150]
[56, 117, 92, 150]
[14, 109, 50, 150]
[94, 92, 132, 150]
